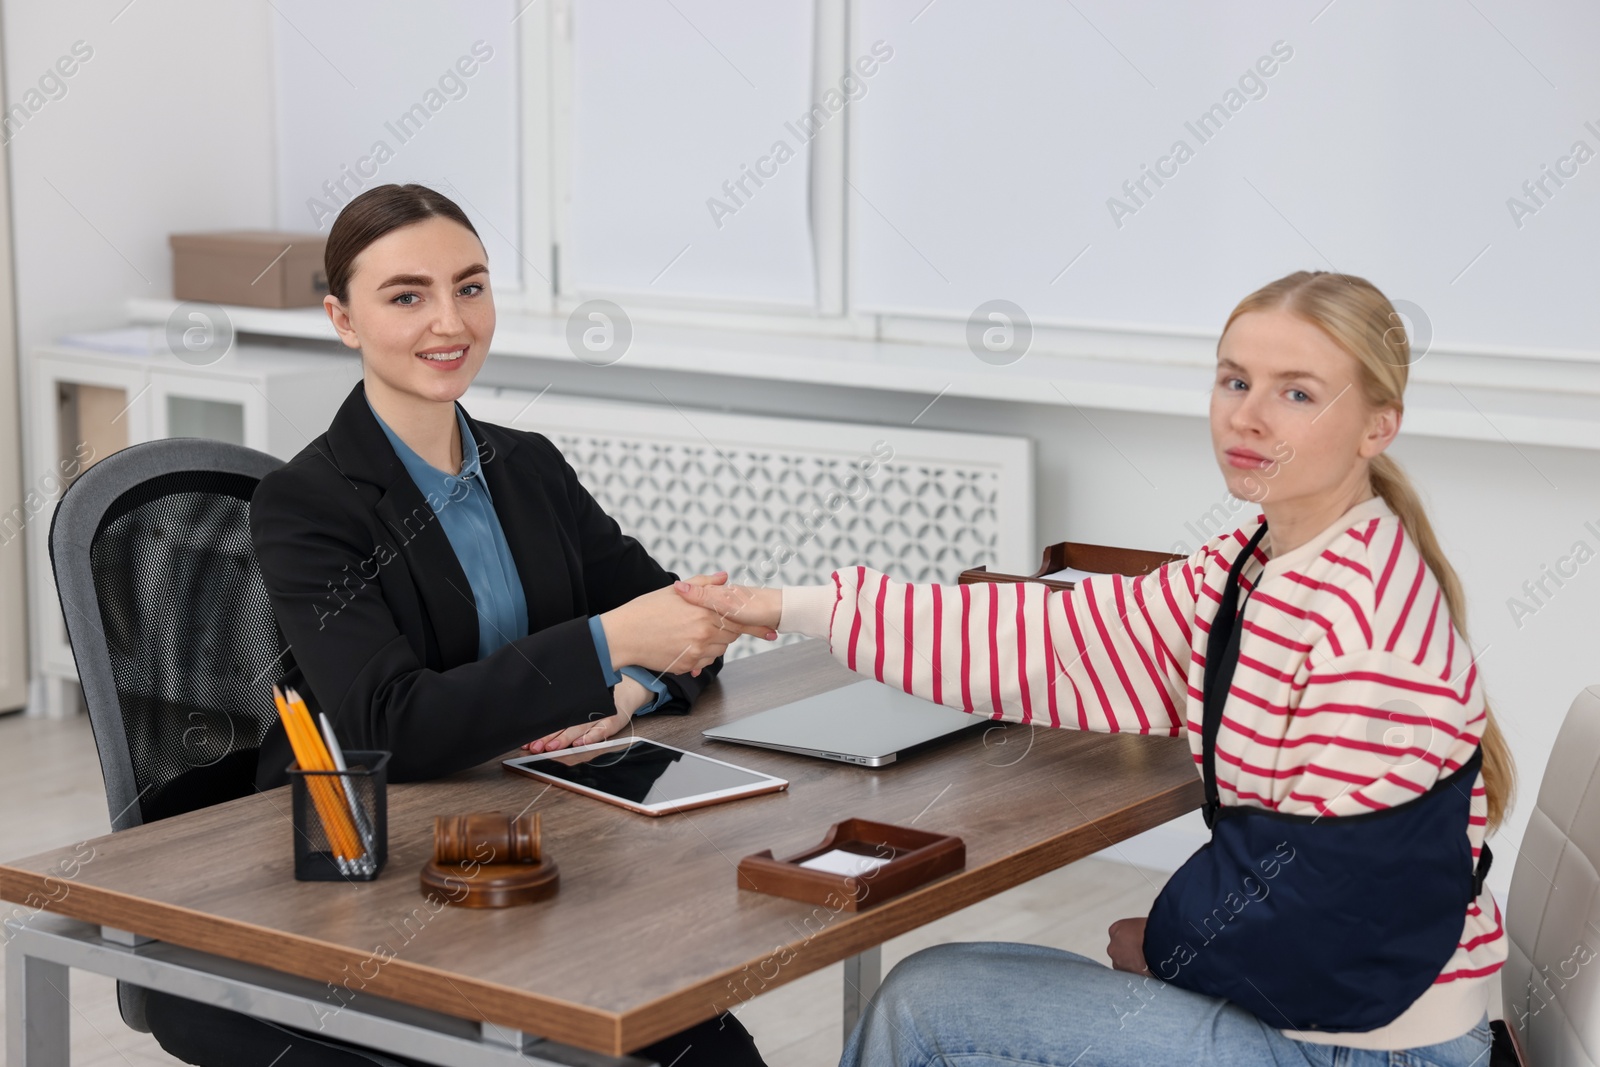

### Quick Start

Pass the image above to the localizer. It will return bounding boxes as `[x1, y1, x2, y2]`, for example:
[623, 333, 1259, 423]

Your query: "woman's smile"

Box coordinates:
[416, 343, 469, 368]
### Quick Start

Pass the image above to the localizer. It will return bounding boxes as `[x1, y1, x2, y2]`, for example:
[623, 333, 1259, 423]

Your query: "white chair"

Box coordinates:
[1503, 684, 1600, 1065]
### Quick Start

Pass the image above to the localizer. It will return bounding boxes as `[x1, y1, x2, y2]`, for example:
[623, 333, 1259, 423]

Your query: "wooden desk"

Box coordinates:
[1, 639, 1201, 1063]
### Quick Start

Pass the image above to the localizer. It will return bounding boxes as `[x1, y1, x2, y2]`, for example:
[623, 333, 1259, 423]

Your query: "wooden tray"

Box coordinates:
[960, 539, 1183, 592]
[737, 818, 964, 912]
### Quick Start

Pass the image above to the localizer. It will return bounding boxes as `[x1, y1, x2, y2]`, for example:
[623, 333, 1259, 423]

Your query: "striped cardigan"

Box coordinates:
[778, 494, 1502, 1050]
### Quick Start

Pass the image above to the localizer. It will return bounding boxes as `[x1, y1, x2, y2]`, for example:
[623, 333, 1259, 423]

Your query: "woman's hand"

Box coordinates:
[524, 675, 652, 753]
[599, 572, 776, 677]
[1107, 917, 1152, 976]
[671, 580, 782, 631]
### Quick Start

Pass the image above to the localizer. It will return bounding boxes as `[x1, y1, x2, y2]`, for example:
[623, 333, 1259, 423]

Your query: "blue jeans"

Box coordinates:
[839, 943, 1494, 1067]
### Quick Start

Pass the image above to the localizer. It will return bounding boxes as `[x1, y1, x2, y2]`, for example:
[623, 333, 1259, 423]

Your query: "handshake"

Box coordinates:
[597, 571, 785, 678]
[525, 572, 785, 754]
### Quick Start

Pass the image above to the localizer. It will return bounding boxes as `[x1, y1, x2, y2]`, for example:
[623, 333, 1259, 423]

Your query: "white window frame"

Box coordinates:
[505, 1, 1600, 385]
[515, 0, 866, 338]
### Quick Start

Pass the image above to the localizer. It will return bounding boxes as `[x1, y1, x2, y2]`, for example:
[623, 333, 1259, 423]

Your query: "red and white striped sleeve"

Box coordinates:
[778, 557, 1204, 734]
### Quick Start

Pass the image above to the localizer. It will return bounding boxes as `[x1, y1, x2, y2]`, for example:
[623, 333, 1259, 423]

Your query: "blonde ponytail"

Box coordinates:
[1225, 272, 1516, 829]
[1369, 453, 1516, 828]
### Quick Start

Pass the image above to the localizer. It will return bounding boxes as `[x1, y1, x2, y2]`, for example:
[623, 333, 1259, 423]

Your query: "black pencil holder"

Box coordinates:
[288, 750, 390, 882]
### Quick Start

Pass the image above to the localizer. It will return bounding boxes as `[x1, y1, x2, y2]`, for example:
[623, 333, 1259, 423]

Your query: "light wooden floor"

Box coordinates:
[0, 711, 1166, 1066]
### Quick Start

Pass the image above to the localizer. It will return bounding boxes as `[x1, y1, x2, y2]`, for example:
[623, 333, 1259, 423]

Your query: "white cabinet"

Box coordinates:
[22, 342, 362, 718]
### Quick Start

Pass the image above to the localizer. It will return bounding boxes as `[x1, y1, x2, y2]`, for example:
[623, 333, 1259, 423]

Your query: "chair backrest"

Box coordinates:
[1504, 684, 1600, 1065]
[49, 437, 287, 831]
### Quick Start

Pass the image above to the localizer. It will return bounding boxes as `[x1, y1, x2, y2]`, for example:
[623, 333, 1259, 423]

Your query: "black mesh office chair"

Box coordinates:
[47, 436, 288, 1032]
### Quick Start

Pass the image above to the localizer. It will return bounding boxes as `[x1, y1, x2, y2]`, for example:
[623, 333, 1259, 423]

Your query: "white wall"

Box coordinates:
[0, 17, 23, 712]
[3, 0, 275, 360]
[2, 0, 276, 714]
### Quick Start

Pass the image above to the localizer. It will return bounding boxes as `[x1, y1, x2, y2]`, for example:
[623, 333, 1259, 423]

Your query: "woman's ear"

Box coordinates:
[1359, 405, 1402, 459]
[324, 294, 361, 350]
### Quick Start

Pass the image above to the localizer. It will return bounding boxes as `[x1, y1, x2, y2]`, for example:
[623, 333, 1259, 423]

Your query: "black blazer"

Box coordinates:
[248, 381, 721, 788]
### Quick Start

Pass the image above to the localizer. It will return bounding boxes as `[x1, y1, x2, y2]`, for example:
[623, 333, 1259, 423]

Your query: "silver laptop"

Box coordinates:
[702, 680, 982, 767]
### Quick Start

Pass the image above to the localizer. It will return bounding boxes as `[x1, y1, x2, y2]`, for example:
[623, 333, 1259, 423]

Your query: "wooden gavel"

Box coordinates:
[433, 811, 541, 865]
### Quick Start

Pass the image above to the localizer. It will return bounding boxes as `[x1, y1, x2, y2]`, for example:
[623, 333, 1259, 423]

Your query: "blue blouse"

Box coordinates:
[367, 397, 669, 714]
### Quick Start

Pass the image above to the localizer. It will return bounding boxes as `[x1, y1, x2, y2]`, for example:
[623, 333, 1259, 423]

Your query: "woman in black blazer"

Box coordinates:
[141, 184, 773, 1067]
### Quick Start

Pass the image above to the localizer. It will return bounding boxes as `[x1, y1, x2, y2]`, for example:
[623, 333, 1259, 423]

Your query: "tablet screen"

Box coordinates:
[514, 739, 774, 806]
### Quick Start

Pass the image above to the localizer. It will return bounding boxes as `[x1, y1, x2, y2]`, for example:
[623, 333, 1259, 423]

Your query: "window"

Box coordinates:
[275, 0, 1600, 363]
[561, 0, 820, 312]
[272, 0, 523, 288]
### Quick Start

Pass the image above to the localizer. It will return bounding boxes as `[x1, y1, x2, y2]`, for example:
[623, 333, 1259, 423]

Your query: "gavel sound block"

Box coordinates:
[419, 811, 560, 908]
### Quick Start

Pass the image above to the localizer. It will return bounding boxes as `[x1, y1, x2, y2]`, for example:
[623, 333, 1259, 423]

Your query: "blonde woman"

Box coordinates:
[678, 271, 1511, 1066]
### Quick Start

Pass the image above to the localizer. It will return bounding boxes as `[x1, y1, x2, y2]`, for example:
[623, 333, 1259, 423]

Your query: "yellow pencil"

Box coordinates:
[278, 689, 361, 862]
[286, 687, 365, 862]
[273, 686, 342, 857]
[274, 686, 362, 862]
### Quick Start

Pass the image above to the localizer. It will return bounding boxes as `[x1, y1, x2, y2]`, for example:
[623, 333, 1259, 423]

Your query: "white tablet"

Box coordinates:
[502, 737, 788, 816]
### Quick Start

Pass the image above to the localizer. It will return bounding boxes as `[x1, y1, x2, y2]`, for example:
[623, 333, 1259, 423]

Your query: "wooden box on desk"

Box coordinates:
[959, 540, 1185, 591]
